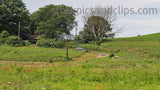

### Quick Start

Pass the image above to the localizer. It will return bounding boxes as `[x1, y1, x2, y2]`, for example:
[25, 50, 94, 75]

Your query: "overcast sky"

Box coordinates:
[23, 0, 160, 37]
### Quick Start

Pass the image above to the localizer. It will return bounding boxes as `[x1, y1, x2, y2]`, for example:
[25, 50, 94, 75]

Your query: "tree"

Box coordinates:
[80, 6, 122, 44]
[81, 16, 113, 41]
[0, 0, 30, 39]
[30, 4, 77, 39]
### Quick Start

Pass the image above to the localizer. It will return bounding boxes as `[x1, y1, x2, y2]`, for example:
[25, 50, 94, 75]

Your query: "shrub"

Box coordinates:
[54, 41, 65, 48]
[0, 30, 10, 44]
[5, 36, 24, 47]
[109, 54, 115, 58]
[24, 40, 31, 46]
[36, 39, 56, 48]
[36, 39, 65, 48]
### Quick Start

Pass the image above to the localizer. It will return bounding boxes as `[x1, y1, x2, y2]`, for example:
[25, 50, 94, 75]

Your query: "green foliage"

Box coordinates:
[109, 54, 115, 58]
[0, 30, 9, 44]
[24, 40, 31, 46]
[5, 36, 24, 47]
[36, 39, 65, 48]
[54, 41, 65, 48]
[36, 39, 56, 48]
[0, 0, 30, 39]
[30, 4, 77, 39]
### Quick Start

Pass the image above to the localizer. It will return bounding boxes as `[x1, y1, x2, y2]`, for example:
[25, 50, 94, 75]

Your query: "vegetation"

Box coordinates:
[0, 46, 84, 62]
[0, 0, 30, 39]
[0, 30, 9, 44]
[24, 40, 31, 46]
[80, 16, 113, 42]
[0, 0, 160, 90]
[30, 4, 77, 39]
[0, 33, 160, 89]
[36, 39, 65, 48]
[115, 33, 160, 41]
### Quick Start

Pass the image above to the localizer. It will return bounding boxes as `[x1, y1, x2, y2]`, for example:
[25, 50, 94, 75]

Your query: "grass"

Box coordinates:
[79, 40, 160, 60]
[0, 46, 85, 62]
[1, 33, 160, 90]
[115, 33, 160, 41]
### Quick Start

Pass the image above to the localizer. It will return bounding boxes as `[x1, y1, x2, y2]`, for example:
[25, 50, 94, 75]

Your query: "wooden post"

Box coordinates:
[66, 35, 69, 59]
[75, 27, 78, 47]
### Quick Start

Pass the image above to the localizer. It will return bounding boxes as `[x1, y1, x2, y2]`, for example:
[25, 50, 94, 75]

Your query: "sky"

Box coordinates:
[22, 0, 160, 37]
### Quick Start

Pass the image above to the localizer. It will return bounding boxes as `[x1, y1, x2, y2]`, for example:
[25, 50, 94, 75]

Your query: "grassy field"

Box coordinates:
[0, 33, 160, 90]
[0, 46, 85, 62]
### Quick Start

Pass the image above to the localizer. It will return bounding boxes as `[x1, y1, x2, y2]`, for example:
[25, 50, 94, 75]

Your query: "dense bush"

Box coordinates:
[54, 41, 65, 48]
[24, 40, 31, 46]
[5, 36, 24, 47]
[36, 39, 56, 48]
[0, 30, 10, 44]
[36, 39, 65, 48]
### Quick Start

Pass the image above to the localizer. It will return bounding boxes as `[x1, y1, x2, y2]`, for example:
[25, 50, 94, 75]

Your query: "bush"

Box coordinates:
[109, 54, 115, 58]
[54, 41, 65, 48]
[25, 40, 31, 46]
[36, 39, 56, 48]
[36, 39, 65, 48]
[5, 36, 24, 47]
[0, 30, 9, 44]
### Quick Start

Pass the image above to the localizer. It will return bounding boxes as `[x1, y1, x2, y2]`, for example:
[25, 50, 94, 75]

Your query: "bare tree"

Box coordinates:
[82, 6, 122, 41]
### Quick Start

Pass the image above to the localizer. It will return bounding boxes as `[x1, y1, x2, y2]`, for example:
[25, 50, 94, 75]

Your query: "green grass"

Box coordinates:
[115, 33, 160, 41]
[1, 57, 160, 90]
[0, 46, 85, 62]
[1, 33, 160, 90]
[79, 40, 160, 60]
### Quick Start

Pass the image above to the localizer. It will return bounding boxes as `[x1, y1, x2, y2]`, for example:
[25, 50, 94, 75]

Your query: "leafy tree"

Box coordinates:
[30, 4, 77, 39]
[0, 0, 30, 39]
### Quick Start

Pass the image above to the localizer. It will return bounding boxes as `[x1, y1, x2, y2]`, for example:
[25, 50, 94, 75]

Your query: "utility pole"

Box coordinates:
[66, 35, 69, 59]
[18, 21, 20, 42]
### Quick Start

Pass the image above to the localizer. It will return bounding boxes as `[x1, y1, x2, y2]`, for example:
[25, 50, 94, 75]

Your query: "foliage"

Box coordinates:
[30, 4, 77, 39]
[36, 39, 56, 48]
[0, 0, 30, 39]
[0, 30, 9, 44]
[5, 36, 24, 47]
[36, 39, 66, 48]
[54, 41, 65, 48]
[24, 40, 31, 46]
[109, 54, 115, 58]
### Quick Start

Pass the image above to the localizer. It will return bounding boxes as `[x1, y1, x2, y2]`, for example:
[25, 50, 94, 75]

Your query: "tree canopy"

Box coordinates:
[80, 16, 114, 42]
[0, 0, 30, 39]
[30, 4, 77, 39]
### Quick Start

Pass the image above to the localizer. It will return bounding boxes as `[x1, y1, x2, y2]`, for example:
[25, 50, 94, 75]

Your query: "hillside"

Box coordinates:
[115, 33, 160, 41]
